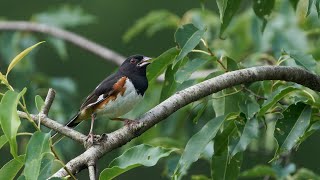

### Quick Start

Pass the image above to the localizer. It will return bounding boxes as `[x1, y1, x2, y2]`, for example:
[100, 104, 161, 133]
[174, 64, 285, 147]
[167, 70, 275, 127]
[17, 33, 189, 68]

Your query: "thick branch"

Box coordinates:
[18, 111, 86, 144]
[51, 66, 320, 177]
[0, 21, 125, 65]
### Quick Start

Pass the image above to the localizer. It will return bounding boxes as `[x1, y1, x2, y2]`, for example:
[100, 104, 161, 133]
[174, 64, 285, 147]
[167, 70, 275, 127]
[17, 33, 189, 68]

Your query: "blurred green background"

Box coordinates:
[1, 0, 320, 179]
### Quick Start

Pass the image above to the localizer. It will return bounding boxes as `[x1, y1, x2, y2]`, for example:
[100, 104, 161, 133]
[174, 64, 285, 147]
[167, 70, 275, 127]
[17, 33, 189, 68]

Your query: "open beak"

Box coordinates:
[137, 56, 152, 67]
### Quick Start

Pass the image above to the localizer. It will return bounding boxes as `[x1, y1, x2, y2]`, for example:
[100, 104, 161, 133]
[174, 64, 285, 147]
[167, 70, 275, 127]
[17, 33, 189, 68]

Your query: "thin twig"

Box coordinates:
[40, 88, 56, 116]
[51, 146, 77, 180]
[88, 165, 96, 180]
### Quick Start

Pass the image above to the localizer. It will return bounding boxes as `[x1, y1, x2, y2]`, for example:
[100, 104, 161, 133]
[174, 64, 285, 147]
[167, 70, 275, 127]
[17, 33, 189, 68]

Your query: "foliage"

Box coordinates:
[1, 1, 320, 180]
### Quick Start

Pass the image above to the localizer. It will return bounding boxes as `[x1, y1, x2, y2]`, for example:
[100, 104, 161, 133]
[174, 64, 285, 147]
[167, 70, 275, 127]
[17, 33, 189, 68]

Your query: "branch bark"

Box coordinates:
[50, 66, 320, 177]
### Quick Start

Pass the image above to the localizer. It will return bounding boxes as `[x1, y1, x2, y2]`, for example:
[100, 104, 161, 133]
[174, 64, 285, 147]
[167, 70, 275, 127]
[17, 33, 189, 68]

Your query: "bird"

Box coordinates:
[52, 55, 152, 144]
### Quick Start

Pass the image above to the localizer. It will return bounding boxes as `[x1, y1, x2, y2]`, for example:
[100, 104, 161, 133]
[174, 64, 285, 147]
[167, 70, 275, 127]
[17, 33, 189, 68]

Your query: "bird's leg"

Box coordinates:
[86, 114, 96, 144]
[111, 117, 138, 126]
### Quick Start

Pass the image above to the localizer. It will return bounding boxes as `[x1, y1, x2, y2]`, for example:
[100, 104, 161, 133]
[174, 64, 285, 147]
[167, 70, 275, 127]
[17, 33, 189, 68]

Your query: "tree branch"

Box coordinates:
[51, 66, 320, 177]
[0, 21, 125, 65]
[17, 111, 86, 144]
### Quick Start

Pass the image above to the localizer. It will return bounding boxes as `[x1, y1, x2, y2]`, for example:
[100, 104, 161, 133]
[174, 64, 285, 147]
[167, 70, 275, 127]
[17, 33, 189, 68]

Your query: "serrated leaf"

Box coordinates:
[285, 50, 317, 71]
[174, 24, 205, 62]
[258, 86, 298, 117]
[6, 41, 45, 76]
[35, 95, 45, 112]
[0, 155, 25, 180]
[173, 114, 228, 179]
[99, 144, 177, 180]
[0, 89, 26, 159]
[240, 165, 276, 178]
[23, 132, 52, 180]
[33, 5, 95, 28]
[0, 135, 8, 149]
[274, 102, 312, 156]
[147, 48, 179, 82]
[211, 149, 243, 180]
[216, 0, 243, 37]
[123, 10, 179, 42]
[253, 0, 275, 32]
[230, 117, 259, 157]
[175, 58, 208, 83]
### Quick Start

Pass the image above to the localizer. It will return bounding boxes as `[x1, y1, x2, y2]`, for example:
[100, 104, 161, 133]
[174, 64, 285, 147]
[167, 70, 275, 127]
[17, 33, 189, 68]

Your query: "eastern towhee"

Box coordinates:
[52, 55, 151, 143]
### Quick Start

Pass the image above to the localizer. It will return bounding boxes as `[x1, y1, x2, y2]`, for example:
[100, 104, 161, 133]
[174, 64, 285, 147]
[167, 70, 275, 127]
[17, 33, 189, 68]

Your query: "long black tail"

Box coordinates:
[51, 113, 81, 145]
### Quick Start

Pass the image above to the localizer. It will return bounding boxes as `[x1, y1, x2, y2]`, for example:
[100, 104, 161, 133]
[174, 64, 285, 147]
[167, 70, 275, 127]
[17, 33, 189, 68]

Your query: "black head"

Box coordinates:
[119, 55, 151, 77]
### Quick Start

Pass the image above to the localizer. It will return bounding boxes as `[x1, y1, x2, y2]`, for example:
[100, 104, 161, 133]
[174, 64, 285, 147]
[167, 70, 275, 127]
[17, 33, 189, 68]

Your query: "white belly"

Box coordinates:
[96, 79, 143, 118]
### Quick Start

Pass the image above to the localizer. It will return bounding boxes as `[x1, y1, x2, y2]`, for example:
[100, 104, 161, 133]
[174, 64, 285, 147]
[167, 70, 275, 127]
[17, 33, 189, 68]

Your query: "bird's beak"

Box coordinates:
[137, 56, 152, 67]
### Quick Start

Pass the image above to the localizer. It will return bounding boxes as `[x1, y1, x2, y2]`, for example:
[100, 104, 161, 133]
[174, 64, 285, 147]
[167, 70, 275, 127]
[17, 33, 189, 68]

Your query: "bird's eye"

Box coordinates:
[130, 59, 137, 64]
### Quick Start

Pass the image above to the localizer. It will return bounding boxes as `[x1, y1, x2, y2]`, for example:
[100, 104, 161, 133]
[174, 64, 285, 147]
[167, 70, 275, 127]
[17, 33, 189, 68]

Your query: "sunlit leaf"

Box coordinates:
[191, 175, 211, 180]
[230, 117, 259, 157]
[174, 24, 205, 62]
[253, 0, 275, 32]
[175, 58, 208, 83]
[147, 48, 179, 82]
[33, 5, 95, 27]
[258, 86, 298, 117]
[173, 114, 228, 179]
[0, 135, 8, 150]
[274, 102, 312, 156]
[6, 41, 45, 76]
[123, 10, 179, 42]
[0, 89, 26, 159]
[240, 165, 276, 178]
[99, 144, 177, 180]
[0, 155, 25, 180]
[216, 0, 243, 37]
[35, 95, 45, 112]
[23, 132, 52, 180]
[285, 50, 317, 72]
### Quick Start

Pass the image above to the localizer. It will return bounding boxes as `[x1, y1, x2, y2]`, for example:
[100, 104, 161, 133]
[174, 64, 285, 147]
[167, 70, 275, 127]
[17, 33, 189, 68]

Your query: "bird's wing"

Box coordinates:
[79, 73, 127, 110]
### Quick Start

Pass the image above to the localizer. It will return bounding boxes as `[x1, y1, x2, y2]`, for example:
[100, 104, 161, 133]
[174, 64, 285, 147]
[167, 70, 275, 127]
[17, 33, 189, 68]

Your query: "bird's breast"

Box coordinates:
[95, 79, 143, 118]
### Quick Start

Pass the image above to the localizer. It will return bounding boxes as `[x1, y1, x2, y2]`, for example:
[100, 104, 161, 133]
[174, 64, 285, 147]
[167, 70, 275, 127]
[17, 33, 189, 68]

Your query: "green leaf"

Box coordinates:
[191, 175, 211, 180]
[230, 117, 259, 157]
[212, 89, 243, 117]
[123, 10, 179, 42]
[285, 50, 317, 72]
[214, 121, 237, 155]
[0, 155, 25, 180]
[33, 5, 95, 28]
[0, 135, 8, 149]
[293, 168, 320, 179]
[23, 132, 52, 180]
[211, 149, 243, 180]
[258, 86, 298, 117]
[173, 114, 228, 179]
[35, 95, 45, 112]
[6, 42, 45, 76]
[316, 0, 320, 18]
[274, 102, 312, 156]
[174, 24, 205, 62]
[240, 165, 276, 178]
[192, 100, 208, 124]
[289, 0, 300, 10]
[99, 144, 177, 180]
[47, 37, 67, 60]
[0, 89, 26, 159]
[307, 0, 315, 17]
[253, 0, 275, 32]
[38, 153, 55, 180]
[297, 120, 320, 146]
[216, 0, 243, 37]
[175, 58, 208, 83]
[146, 48, 179, 82]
